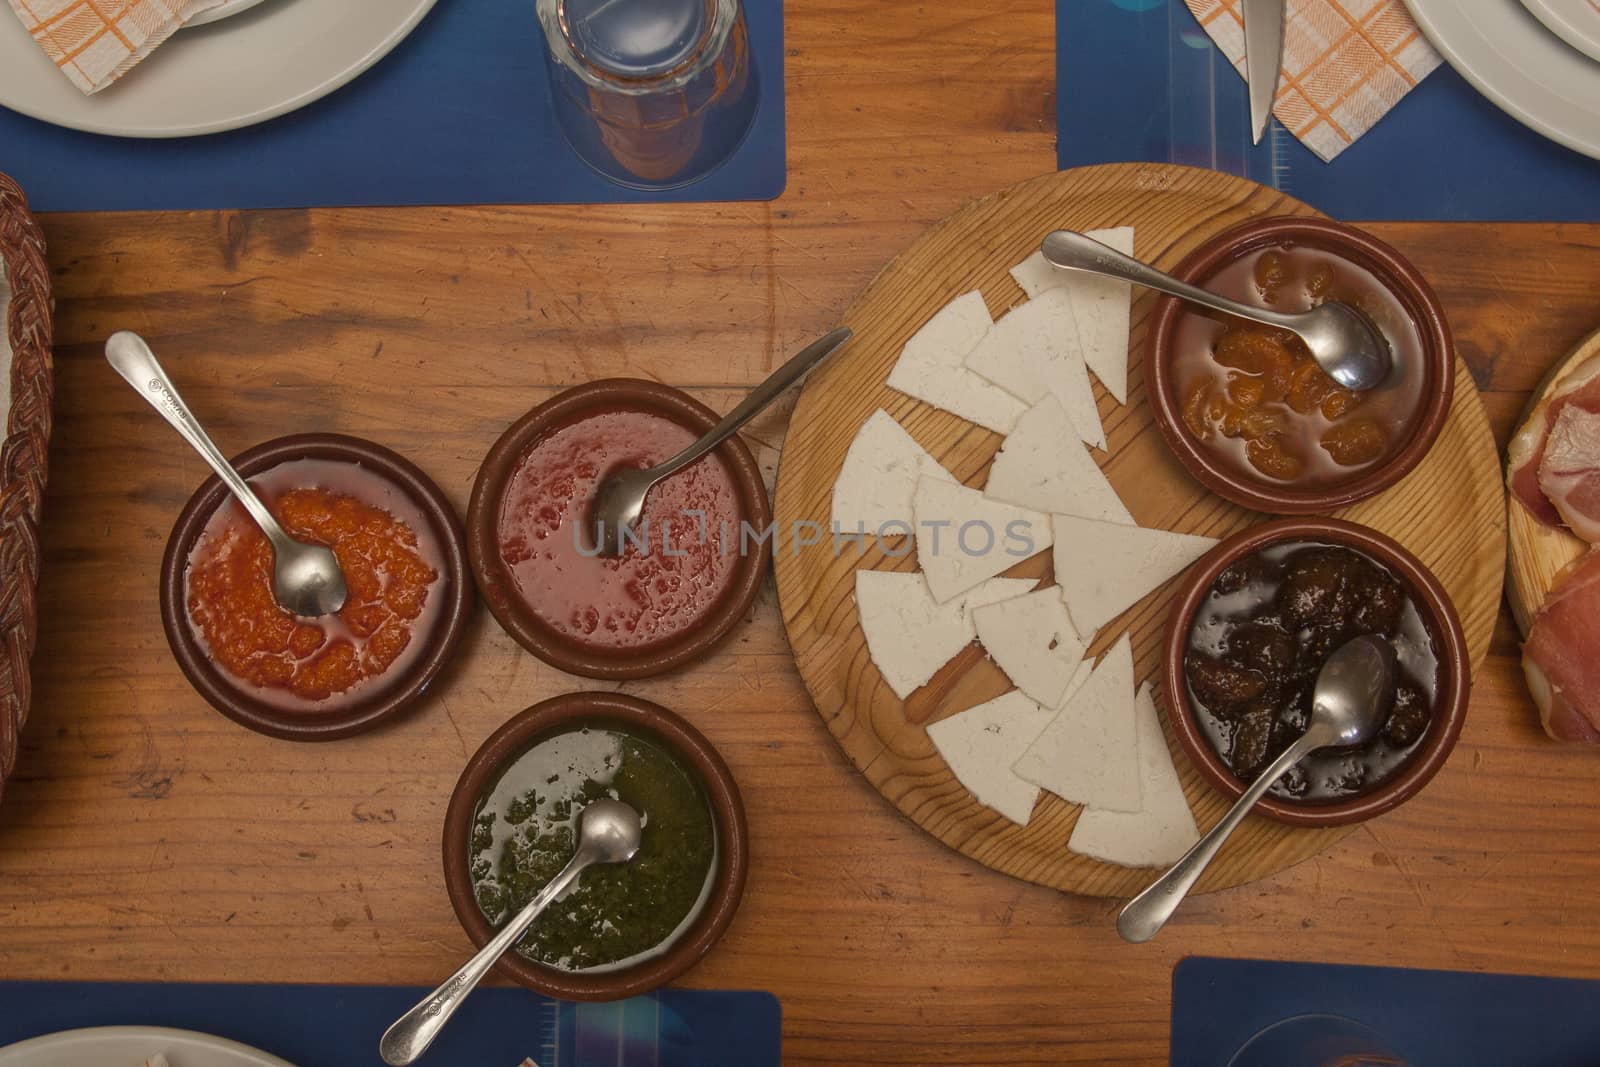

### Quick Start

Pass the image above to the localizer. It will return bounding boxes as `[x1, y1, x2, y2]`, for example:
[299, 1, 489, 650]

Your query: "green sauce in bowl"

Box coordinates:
[468, 726, 716, 972]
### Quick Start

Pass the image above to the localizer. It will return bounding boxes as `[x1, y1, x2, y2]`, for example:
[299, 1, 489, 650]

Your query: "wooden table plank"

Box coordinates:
[4, 2, 1600, 1064]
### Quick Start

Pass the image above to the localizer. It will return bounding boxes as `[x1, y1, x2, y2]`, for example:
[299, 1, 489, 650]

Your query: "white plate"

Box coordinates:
[0, 1026, 297, 1067]
[1402, 0, 1600, 160]
[0, 0, 437, 138]
[1520, 0, 1600, 62]
[187, 0, 272, 29]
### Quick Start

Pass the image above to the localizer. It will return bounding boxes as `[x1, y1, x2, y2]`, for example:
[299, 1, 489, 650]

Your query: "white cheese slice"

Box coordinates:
[927, 690, 1057, 825]
[1069, 683, 1202, 868]
[1010, 226, 1134, 297]
[960, 286, 1066, 404]
[831, 409, 955, 537]
[984, 394, 1133, 524]
[1052, 514, 1218, 638]
[1071, 227, 1135, 405]
[1009, 249, 1062, 300]
[886, 291, 1028, 435]
[1058, 654, 1096, 707]
[1011, 634, 1143, 813]
[1009, 226, 1135, 405]
[856, 569, 1036, 699]
[913, 476, 1052, 604]
[961, 287, 1106, 450]
[972, 588, 1087, 708]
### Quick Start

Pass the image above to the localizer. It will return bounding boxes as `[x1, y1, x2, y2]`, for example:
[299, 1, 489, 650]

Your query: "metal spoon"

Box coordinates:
[105, 331, 349, 618]
[1117, 635, 1395, 944]
[379, 798, 644, 1066]
[590, 326, 853, 557]
[1040, 230, 1392, 392]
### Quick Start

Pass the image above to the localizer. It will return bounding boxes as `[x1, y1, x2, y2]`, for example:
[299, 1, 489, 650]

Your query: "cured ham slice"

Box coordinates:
[1538, 406, 1600, 543]
[1507, 351, 1600, 531]
[1522, 549, 1600, 743]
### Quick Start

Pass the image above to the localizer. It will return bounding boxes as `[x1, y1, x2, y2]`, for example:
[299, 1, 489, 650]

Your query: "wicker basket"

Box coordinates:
[0, 173, 53, 803]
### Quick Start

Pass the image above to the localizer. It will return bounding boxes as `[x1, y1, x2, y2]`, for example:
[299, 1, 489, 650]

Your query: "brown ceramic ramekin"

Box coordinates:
[159, 433, 472, 742]
[442, 691, 749, 1001]
[1163, 517, 1469, 827]
[467, 379, 772, 680]
[1145, 216, 1455, 514]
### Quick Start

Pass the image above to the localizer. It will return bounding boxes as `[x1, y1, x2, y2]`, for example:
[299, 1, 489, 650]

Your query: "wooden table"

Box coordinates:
[5, 3, 1600, 1063]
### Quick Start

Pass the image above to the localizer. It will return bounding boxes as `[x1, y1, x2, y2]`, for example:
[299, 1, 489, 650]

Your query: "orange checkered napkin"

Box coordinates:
[1185, 0, 1443, 161]
[8, 0, 228, 95]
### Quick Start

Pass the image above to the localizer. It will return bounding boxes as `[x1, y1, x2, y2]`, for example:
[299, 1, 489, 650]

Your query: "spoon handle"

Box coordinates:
[379, 854, 592, 1066]
[1116, 729, 1324, 944]
[1040, 230, 1302, 332]
[105, 331, 293, 551]
[647, 327, 852, 480]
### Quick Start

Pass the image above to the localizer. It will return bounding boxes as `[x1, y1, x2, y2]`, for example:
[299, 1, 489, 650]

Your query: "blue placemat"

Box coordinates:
[0, 0, 785, 212]
[0, 981, 780, 1066]
[1059, 0, 1600, 221]
[1171, 957, 1600, 1066]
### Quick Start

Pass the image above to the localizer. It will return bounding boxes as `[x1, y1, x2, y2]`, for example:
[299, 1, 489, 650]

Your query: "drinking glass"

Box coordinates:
[535, 0, 760, 189]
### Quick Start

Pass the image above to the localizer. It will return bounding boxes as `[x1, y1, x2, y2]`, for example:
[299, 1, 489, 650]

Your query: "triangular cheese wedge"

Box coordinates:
[1058, 654, 1095, 708]
[961, 288, 1106, 450]
[1010, 227, 1134, 297]
[1069, 683, 1201, 867]
[972, 588, 1087, 708]
[913, 476, 1052, 604]
[1071, 227, 1134, 405]
[1052, 514, 1218, 637]
[832, 409, 955, 537]
[856, 570, 1036, 699]
[1009, 250, 1062, 299]
[1009, 226, 1135, 405]
[886, 291, 1027, 434]
[927, 690, 1057, 825]
[961, 287, 1067, 404]
[1040, 316, 1106, 451]
[984, 395, 1132, 523]
[1011, 634, 1143, 812]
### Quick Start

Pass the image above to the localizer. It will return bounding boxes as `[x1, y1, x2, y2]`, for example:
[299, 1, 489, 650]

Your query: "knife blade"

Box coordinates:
[1243, 0, 1285, 145]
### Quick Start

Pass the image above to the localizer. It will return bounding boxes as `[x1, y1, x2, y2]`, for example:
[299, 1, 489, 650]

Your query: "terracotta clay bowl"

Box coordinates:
[160, 433, 472, 742]
[1145, 216, 1455, 514]
[443, 691, 749, 1001]
[467, 379, 772, 680]
[1163, 517, 1470, 827]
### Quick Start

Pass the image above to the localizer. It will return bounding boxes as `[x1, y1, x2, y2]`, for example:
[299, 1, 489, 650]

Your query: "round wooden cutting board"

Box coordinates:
[773, 164, 1505, 898]
[1506, 325, 1600, 638]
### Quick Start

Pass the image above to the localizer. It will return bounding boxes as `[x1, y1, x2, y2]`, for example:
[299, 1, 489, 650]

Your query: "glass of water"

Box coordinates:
[535, 0, 760, 189]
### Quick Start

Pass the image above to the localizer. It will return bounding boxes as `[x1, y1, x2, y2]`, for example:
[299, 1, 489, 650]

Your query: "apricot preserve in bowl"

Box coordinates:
[468, 379, 772, 679]
[160, 434, 472, 741]
[1163, 518, 1469, 827]
[1146, 216, 1454, 513]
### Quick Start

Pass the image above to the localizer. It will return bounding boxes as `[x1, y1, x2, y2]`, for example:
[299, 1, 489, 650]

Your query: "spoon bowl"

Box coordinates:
[590, 327, 852, 556]
[1041, 229, 1392, 391]
[105, 331, 349, 618]
[1117, 635, 1394, 943]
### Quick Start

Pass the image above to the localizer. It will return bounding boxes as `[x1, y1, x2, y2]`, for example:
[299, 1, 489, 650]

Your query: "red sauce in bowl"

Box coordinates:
[495, 408, 744, 653]
[184, 458, 445, 712]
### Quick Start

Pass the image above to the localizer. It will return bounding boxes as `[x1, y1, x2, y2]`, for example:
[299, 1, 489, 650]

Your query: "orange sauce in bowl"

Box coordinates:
[1172, 245, 1427, 488]
[184, 459, 444, 712]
